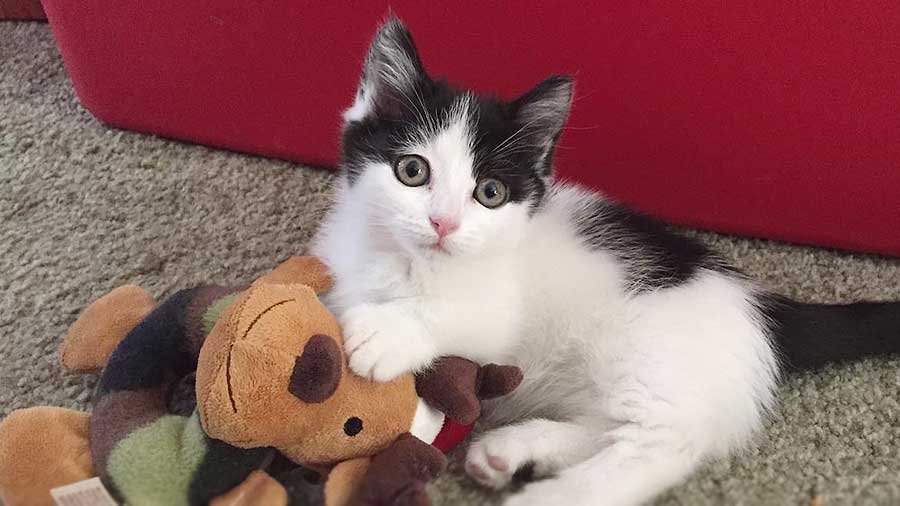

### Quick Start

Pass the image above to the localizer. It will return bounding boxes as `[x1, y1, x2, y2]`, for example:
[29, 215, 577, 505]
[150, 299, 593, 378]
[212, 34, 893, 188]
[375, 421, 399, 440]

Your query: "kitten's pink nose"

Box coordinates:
[429, 215, 459, 237]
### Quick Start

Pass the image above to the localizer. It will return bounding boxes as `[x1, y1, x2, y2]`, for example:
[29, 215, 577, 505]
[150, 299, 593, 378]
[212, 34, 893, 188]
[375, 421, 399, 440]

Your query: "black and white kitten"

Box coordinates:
[312, 19, 900, 506]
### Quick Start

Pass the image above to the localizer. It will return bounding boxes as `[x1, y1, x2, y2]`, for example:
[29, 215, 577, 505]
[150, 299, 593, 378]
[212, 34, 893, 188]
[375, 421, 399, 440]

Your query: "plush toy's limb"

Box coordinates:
[415, 358, 523, 425]
[210, 471, 288, 506]
[186, 429, 280, 505]
[99, 408, 277, 506]
[348, 433, 447, 506]
[324, 458, 371, 506]
[0, 407, 93, 506]
[59, 284, 156, 374]
[258, 256, 334, 293]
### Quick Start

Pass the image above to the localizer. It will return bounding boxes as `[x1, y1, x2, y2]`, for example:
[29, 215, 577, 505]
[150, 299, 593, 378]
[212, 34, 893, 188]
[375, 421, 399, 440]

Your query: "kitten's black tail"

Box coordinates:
[764, 296, 900, 373]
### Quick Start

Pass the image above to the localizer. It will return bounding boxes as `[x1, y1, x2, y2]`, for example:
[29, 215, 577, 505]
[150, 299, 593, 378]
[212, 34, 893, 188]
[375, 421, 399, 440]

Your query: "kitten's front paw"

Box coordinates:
[341, 303, 435, 382]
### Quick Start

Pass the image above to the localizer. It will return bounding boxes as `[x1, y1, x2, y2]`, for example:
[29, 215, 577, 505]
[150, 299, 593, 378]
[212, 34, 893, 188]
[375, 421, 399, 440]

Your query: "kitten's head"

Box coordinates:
[341, 18, 572, 260]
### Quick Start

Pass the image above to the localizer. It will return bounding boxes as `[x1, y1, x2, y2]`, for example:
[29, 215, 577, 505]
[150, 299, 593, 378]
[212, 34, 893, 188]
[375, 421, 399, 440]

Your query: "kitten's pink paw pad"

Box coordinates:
[487, 455, 509, 472]
[465, 462, 491, 483]
[465, 436, 528, 489]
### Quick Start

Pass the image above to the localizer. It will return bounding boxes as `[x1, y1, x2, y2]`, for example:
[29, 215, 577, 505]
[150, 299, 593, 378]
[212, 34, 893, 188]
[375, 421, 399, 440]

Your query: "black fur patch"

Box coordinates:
[469, 95, 550, 210]
[761, 295, 900, 373]
[573, 199, 733, 291]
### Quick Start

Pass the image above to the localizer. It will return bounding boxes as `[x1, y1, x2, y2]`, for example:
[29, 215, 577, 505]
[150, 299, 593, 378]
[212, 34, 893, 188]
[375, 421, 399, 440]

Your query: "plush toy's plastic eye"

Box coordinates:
[344, 417, 363, 437]
[394, 155, 431, 187]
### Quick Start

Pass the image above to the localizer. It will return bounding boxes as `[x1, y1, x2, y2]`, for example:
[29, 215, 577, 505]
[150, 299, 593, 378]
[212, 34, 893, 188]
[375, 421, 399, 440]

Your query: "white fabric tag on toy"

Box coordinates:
[51, 477, 118, 506]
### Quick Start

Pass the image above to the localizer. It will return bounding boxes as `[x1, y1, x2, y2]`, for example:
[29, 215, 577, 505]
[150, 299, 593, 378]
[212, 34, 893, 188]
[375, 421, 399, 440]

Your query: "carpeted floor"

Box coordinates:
[2, 22, 899, 506]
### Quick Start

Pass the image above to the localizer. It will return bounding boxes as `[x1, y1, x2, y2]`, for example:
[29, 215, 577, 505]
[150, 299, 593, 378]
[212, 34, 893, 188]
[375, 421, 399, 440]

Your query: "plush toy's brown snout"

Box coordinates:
[196, 281, 419, 467]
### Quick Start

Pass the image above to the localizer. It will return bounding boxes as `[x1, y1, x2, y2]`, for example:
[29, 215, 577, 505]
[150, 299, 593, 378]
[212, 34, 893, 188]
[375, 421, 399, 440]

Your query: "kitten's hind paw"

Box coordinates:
[465, 419, 598, 491]
[465, 434, 530, 490]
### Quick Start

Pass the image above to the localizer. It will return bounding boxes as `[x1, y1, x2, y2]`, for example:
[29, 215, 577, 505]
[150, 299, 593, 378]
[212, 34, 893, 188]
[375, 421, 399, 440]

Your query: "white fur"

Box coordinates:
[312, 123, 780, 504]
[343, 84, 373, 123]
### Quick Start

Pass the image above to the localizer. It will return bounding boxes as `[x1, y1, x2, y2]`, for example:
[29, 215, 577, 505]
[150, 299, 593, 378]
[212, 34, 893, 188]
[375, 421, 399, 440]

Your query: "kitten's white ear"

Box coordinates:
[344, 17, 427, 124]
[512, 76, 574, 175]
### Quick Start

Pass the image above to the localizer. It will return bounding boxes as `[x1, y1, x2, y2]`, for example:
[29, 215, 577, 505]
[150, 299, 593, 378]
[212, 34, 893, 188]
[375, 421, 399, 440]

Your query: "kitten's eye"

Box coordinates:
[474, 179, 509, 209]
[393, 155, 430, 187]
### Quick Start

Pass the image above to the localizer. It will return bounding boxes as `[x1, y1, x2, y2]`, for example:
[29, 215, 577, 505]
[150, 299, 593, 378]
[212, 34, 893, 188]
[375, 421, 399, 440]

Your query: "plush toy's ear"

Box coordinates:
[258, 256, 334, 294]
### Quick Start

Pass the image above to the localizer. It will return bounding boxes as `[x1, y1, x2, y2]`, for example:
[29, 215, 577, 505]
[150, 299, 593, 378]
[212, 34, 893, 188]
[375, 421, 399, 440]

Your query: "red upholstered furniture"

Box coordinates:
[0, 0, 45, 19]
[42, 2, 900, 256]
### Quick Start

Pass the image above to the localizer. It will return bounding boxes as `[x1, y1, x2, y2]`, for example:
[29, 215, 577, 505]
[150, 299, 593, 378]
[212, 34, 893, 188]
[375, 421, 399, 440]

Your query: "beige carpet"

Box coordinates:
[2, 21, 900, 506]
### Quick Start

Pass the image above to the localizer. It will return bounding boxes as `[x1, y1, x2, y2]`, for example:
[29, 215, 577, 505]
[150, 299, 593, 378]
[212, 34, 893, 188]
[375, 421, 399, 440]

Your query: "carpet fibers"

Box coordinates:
[2, 22, 899, 506]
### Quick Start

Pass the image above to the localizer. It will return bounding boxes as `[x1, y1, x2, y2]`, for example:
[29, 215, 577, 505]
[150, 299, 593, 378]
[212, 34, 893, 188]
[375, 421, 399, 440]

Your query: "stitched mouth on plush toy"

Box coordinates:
[225, 298, 296, 413]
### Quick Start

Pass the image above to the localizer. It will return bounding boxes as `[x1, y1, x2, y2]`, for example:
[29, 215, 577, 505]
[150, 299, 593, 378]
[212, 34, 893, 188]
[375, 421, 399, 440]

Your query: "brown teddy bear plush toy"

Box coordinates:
[0, 257, 522, 506]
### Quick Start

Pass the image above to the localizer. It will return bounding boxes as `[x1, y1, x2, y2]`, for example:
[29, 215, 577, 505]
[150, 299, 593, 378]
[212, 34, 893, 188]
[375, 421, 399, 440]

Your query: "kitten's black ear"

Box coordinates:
[344, 17, 428, 123]
[512, 75, 574, 175]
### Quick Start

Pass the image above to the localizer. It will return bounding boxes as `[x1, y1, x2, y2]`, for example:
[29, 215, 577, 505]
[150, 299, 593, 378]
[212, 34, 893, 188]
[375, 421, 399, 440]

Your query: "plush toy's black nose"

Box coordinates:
[344, 417, 363, 436]
[289, 334, 342, 403]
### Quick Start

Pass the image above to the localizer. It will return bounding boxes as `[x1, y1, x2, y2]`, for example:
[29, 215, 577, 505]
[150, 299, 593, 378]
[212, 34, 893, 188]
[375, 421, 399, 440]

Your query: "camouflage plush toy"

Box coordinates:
[0, 257, 522, 506]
